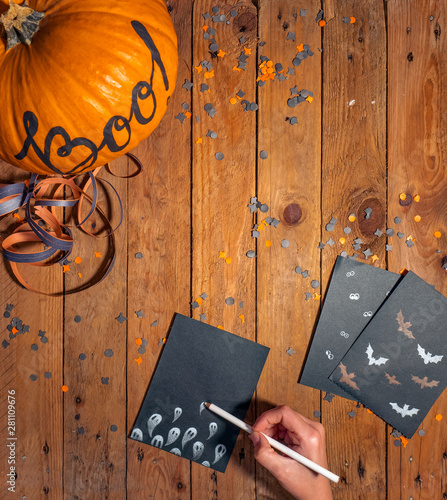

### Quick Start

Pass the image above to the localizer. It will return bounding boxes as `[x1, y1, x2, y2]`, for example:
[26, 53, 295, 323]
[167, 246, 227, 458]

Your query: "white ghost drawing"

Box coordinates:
[151, 435, 164, 448]
[207, 422, 218, 440]
[130, 428, 143, 441]
[147, 414, 162, 438]
[173, 407, 182, 423]
[212, 444, 227, 464]
[182, 427, 198, 449]
[170, 448, 181, 456]
[192, 441, 205, 460]
[165, 427, 181, 447]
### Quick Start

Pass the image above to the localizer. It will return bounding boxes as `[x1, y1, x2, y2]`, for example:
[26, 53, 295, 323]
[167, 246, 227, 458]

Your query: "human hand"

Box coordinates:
[249, 405, 333, 500]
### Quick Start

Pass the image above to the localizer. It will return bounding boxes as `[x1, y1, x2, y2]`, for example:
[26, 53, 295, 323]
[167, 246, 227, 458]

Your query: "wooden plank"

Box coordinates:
[125, 0, 192, 498]
[256, 1, 322, 498]
[320, 1, 387, 498]
[62, 163, 128, 498]
[0, 160, 64, 498]
[190, 1, 258, 498]
[387, 1, 447, 498]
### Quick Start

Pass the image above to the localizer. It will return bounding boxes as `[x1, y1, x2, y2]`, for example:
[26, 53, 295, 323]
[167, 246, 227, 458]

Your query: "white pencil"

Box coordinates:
[205, 402, 339, 483]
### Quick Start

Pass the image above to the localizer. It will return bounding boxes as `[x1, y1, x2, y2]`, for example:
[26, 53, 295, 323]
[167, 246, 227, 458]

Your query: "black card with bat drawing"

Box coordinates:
[129, 313, 269, 472]
[299, 256, 402, 397]
[330, 271, 447, 437]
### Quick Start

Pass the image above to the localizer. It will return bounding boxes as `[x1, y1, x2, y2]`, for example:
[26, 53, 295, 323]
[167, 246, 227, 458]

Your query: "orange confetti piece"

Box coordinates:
[229, 97, 237, 104]
[266, 60, 273, 67]
[134, 357, 143, 366]
[63, 265, 70, 273]
[195, 65, 203, 73]
[94, 251, 101, 258]
[400, 436, 408, 447]
[371, 255, 379, 263]
[162, 338, 167, 344]
[204, 70, 215, 79]
[202, 25, 209, 31]
[434, 230, 442, 238]
[217, 325, 224, 330]
[62, 385, 69, 392]
[313, 293, 321, 300]
[13, 213, 24, 223]
[243, 47, 251, 55]
[414, 215, 421, 222]
[217, 49, 226, 58]
[265, 240, 272, 247]
[196, 297, 203, 305]
[318, 20, 326, 27]
[399, 268, 408, 275]
[350, 16, 356, 23]
[348, 214, 356, 222]
[297, 43, 304, 52]
[306, 96, 313, 103]
[233, 65, 242, 72]
[77, 273, 82, 278]
[74, 256, 82, 264]
[135, 338, 143, 346]
[414, 194, 421, 202]
[184, 111, 192, 119]
[339, 237, 346, 245]
[366, 409, 373, 414]
[399, 193, 407, 201]
[225, 257, 233, 264]
[238, 314, 245, 323]
[219, 251, 226, 259]
[196, 137, 203, 144]
[12, 327, 18, 335]
[435, 414, 443, 421]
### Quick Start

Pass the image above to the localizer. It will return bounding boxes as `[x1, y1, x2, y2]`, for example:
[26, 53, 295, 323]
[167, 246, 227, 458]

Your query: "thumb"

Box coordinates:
[249, 432, 286, 477]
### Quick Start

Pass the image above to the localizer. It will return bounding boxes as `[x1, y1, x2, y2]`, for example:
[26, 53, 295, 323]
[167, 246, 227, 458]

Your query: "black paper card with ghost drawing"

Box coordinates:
[330, 271, 447, 437]
[130, 313, 269, 472]
[299, 256, 401, 397]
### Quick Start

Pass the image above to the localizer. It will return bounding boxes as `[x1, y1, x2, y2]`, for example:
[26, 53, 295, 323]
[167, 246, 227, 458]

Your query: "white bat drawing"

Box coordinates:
[389, 402, 420, 417]
[417, 344, 444, 365]
[366, 343, 389, 366]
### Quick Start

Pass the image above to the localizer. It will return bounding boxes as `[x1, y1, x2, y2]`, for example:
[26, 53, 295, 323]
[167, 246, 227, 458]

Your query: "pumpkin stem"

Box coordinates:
[1, 0, 45, 51]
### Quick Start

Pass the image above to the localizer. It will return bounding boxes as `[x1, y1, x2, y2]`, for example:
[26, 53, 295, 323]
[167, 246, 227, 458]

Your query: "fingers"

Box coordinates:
[253, 405, 322, 439]
[249, 431, 292, 478]
[252, 406, 327, 464]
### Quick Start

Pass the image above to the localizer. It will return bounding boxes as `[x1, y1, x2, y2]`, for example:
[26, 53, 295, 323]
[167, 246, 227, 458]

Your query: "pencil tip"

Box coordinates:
[205, 402, 210, 408]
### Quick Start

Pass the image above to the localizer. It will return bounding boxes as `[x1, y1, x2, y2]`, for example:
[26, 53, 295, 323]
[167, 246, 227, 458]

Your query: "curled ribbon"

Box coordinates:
[0, 161, 128, 295]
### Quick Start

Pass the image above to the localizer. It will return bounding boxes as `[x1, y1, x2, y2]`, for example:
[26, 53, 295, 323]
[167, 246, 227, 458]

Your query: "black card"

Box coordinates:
[299, 256, 401, 397]
[129, 314, 269, 472]
[330, 271, 447, 437]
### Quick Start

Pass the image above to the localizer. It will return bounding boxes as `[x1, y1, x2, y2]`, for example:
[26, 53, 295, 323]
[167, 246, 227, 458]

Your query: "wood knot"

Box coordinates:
[407, 52, 414, 62]
[399, 193, 413, 206]
[358, 198, 385, 237]
[283, 203, 302, 226]
[42, 442, 49, 455]
[233, 11, 256, 34]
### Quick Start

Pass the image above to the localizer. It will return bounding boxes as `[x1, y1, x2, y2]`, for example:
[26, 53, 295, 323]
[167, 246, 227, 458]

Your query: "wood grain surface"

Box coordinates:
[0, 1, 446, 499]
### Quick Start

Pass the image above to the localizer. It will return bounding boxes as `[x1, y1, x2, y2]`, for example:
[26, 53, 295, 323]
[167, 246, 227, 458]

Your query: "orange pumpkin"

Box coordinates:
[0, 0, 178, 175]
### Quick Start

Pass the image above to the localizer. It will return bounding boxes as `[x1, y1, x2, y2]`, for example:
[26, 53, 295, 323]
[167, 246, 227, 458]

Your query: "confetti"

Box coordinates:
[347, 410, 356, 418]
[281, 239, 290, 248]
[286, 347, 295, 356]
[414, 215, 421, 222]
[311, 280, 320, 289]
[104, 349, 114, 358]
[79, 353, 86, 361]
[115, 313, 127, 323]
[62, 385, 69, 392]
[135, 252, 143, 259]
[135, 309, 145, 319]
[323, 393, 334, 402]
[225, 297, 235, 306]
[246, 250, 256, 258]
[215, 152, 224, 161]
[374, 229, 383, 237]
[434, 231, 442, 238]
[74, 315, 81, 323]
[101, 377, 109, 385]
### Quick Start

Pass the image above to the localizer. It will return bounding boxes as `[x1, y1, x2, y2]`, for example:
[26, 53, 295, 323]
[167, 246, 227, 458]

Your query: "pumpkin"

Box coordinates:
[0, 0, 178, 175]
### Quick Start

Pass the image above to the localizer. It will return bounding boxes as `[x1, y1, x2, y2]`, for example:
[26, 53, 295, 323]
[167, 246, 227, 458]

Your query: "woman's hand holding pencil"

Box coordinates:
[249, 405, 334, 500]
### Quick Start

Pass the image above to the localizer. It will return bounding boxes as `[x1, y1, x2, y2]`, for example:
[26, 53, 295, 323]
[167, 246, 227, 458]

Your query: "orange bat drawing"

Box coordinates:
[396, 310, 415, 339]
[411, 375, 440, 389]
[385, 372, 401, 385]
[338, 362, 360, 391]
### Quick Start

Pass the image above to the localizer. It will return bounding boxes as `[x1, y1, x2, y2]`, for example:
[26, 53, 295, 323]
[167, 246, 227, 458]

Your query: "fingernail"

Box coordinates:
[249, 432, 260, 446]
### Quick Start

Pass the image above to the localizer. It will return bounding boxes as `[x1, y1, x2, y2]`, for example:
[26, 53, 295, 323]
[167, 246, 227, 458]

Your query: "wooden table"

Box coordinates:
[1, 1, 446, 498]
